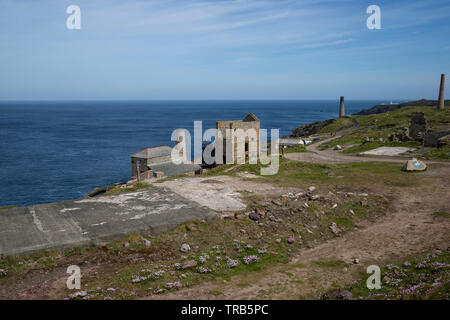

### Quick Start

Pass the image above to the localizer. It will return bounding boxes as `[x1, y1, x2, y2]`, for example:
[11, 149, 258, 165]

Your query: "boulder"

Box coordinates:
[272, 200, 282, 206]
[329, 222, 341, 235]
[181, 260, 197, 270]
[180, 243, 191, 253]
[402, 158, 427, 172]
[328, 289, 353, 300]
[249, 212, 260, 221]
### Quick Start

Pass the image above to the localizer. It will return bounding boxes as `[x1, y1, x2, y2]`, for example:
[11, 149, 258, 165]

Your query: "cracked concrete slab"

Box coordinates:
[159, 176, 277, 211]
[360, 147, 415, 156]
[0, 188, 216, 256]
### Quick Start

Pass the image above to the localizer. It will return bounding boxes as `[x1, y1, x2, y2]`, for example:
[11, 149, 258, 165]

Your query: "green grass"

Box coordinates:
[423, 145, 450, 160]
[0, 206, 17, 210]
[105, 182, 154, 195]
[227, 158, 421, 191]
[283, 145, 309, 154]
[317, 106, 449, 159]
[327, 251, 450, 300]
[313, 259, 349, 268]
[433, 211, 450, 219]
[319, 117, 355, 134]
[209, 290, 223, 296]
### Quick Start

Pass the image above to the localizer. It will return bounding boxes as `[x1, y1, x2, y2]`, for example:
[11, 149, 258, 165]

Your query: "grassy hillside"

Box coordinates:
[318, 106, 450, 160]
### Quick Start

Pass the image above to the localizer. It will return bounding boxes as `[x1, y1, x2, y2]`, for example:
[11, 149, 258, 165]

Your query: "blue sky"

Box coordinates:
[0, 0, 449, 100]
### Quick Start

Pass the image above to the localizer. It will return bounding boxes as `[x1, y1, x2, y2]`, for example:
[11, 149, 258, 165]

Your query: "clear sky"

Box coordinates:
[0, 0, 449, 100]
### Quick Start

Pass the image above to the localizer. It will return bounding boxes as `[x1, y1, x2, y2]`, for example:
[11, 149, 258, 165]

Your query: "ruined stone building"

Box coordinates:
[216, 113, 260, 164]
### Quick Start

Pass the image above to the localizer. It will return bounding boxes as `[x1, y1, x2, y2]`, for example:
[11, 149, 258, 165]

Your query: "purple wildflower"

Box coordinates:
[227, 258, 239, 268]
[243, 255, 259, 265]
[166, 282, 182, 289]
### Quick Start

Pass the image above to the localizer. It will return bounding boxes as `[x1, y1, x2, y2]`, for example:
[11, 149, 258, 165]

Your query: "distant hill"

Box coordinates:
[355, 99, 450, 116]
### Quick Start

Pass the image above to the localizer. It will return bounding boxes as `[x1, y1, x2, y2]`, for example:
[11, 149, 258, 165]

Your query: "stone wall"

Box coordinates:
[423, 131, 450, 147]
[216, 113, 260, 164]
[409, 112, 427, 141]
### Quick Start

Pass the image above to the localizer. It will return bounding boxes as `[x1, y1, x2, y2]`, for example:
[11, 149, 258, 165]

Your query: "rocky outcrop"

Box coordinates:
[292, 119, 335, 137]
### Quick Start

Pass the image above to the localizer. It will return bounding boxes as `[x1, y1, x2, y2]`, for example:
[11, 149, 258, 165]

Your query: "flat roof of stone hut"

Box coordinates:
[131, 146, 172, 159]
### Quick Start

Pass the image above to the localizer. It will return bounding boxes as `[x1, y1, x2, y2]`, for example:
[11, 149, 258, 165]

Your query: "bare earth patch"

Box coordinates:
[158, 171, 450, 300]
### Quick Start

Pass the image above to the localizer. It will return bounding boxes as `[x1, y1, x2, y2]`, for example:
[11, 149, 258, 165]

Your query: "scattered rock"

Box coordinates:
[329, 223, 341, 236]
[249, 212, 260, 221]
[275, 238, 281, 243]
[272, 200, 282, 206]
[180, 260, 197, 270]
[362, 136, 373, 144]
[328, 289, 352, 300]
[180, 243, 191, 253]
[331, 204, 338, 209]
[234, 213, 246, 220]
[141, 237, 151, 247]
[349, 209, 355, 215]
[0, 269, 8, 277]
[360, 200, 369, 207]
[353, 258, 360, 264]
[287, 237, 295, 244]
[69, 291, 88, 299]
[308, 186, 316, 192]
[358, 193, 369, 197]
[255, 208, 266, 218]
[333, 145, 342, 150]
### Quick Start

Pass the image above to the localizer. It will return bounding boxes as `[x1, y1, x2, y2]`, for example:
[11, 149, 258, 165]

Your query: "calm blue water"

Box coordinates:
[0, 100, 383, 207]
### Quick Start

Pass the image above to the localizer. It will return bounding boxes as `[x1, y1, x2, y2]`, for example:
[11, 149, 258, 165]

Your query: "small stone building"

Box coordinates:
[216, 113, 260, 163]
[130, 146, 201, 179]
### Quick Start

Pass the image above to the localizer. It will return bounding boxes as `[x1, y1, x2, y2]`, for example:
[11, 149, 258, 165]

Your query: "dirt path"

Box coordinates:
[156, 167, 450, 300]
[286, 136, 450, 165]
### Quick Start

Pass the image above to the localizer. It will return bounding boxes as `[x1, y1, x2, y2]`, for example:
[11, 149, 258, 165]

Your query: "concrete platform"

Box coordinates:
[0, 188, 216, 256]
[360, 147, 415, 156]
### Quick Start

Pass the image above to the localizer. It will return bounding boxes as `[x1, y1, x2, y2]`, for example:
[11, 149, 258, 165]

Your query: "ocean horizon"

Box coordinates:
[0, 99, 385, 207]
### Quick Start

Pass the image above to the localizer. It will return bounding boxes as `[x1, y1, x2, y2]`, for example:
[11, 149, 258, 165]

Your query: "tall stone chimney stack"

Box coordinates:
[438, 74, 445, 110]
[339, 96, 345, 118]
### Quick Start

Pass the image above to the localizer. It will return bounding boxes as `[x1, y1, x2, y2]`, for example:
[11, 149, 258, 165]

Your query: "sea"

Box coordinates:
[0, 100, 384, 207]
